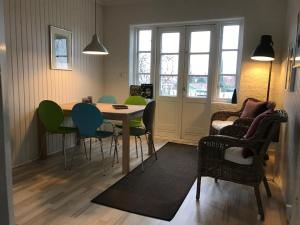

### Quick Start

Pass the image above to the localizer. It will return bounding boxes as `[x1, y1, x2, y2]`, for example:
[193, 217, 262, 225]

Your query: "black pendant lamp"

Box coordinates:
[83, 0, 108, 55]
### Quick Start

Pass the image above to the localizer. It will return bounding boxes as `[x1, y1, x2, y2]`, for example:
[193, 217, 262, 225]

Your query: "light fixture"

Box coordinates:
[251, 35, 275, 101]
[82, 0, 108, 55]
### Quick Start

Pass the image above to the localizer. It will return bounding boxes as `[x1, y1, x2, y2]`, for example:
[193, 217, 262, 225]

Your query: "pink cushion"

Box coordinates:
[240, 99, 268, 118]
[242, 109, 274, 158]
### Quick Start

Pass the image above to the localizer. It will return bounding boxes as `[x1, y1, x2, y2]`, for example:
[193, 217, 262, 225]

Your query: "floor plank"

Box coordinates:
[13, 137, 287, 225]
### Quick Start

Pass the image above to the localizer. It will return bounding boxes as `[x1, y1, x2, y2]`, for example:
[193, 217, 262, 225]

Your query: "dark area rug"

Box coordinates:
[91, 142, 198, 221]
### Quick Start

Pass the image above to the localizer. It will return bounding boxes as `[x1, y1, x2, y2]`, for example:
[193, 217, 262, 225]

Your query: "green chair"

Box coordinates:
[124, 96, 147, 127]
[38, 100, 78, 169]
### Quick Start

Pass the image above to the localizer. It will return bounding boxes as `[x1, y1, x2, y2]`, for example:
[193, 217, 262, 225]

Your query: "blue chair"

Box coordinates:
[98, 95, 117, 104]
[71, 103, 118, 167]
[98, 95, 118, 155]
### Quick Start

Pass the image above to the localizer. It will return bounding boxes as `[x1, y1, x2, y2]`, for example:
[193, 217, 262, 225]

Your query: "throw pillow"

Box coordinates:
[240, 99, 268, 118]
[242, 109, 274, 158]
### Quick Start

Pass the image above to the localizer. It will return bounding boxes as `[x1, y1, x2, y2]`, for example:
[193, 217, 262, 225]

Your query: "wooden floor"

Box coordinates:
[13, 137, 288, 225]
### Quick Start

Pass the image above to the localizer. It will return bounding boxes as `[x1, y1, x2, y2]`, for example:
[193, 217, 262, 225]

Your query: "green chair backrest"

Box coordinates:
[125, 96, 147, 105]
[38, 100, 64, 132]
[124, 96, 147, 127]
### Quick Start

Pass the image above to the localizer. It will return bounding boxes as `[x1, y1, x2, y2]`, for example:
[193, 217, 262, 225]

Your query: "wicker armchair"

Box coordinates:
[196, 110, 288, 220]
[210, 98, 276, 135]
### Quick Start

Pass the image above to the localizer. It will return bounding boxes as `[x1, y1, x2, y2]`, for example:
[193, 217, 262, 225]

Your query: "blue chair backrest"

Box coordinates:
[72, 103, 103, 137]
[98, 95, 117, 104]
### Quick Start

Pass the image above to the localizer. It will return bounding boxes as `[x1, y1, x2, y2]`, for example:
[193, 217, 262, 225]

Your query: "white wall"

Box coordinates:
[0, 0, 14, 222]
[102, 0, 286, 110]
[278, 0, 300, 223]
[4, 0, 105, 166]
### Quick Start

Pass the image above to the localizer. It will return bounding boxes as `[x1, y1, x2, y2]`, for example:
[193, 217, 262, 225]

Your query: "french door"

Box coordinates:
[155, 25, 217, 140]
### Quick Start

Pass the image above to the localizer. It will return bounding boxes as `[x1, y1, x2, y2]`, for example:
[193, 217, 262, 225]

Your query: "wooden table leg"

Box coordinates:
[122, 117, 130, 174]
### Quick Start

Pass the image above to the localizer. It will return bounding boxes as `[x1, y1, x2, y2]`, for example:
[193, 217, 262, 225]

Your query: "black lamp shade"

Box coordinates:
[251, 35, 275, 61]
[82, 34, 109, 55]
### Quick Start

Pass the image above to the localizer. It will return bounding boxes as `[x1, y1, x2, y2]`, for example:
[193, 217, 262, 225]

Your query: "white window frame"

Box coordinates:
[129, 18, 244, 102]
[213, 21, 244, 102]
[129, 27, 155, 85]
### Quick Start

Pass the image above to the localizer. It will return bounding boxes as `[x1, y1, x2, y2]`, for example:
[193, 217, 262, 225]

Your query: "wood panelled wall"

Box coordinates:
[4, 0, 105, 166]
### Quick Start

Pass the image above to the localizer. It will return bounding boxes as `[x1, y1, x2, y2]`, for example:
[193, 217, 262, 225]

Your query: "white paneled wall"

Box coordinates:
[4, 0, 105, 166]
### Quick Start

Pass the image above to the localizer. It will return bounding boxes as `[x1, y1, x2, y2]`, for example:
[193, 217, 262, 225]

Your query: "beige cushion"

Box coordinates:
[212, 120, 234, 131]
[224, 147, 253, 165]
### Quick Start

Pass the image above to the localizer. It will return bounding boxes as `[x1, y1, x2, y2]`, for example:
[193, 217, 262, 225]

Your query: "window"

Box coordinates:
[136, 29, 152, 84]
[159, 32, 180, 96]
[130, 20, 243, 100]
[217, 24, 242, 100]
[187, 31, 211, 97]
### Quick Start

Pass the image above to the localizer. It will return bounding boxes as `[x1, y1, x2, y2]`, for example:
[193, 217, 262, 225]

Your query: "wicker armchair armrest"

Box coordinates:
[233, 118, 253, 127]
[211, 110, 241, 121]
[219, 125, 248, 138]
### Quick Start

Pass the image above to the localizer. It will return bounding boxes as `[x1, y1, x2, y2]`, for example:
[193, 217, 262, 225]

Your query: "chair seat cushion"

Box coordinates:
[224, 147, 253, 165]
[95, 130, 113, 138]
[55, 126, 77, 134]
[130, 127, 146, 136]
[212, 120, 234, 131]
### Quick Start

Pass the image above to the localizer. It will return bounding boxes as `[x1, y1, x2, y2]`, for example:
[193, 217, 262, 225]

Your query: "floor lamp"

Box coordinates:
[251, 35, 275, 101]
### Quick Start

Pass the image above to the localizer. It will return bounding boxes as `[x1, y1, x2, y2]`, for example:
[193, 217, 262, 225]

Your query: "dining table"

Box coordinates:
[38, 102, 148, 174]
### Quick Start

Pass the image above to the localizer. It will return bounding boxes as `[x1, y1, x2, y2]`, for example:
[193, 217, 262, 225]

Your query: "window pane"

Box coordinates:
[219, 75, 236, 99]
[160, 75, 178, 96]
[138, 74, 150, 84]
[160, 55, 179, 75]
[221, 51, 238, 74]
[190, 31, 210, 53]
[139, 30, 152, 51]
[161, 33, 180, 53]
[188, 76, 207, 97]
[138, 53, 151, 73]
[222, 25, 240, 50]
[189, 54, 209, 75]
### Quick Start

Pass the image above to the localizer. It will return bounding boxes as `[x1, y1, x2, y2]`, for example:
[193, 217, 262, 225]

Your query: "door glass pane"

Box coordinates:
[161, 33, 180, 53]
[221, 51, 238, 74]
[219, 75, 236, 99]
[138, 53, 151, 73]
[160, 55, 179, 75]
[160, 75, 178, 96]
[138, 74, 150, 84]
[188, 76, 207, 97]
[138, 30, 152, 51]
[189, 54, 209, 75]
[222, 25, 240, 50]
[190, 31, 210, 53]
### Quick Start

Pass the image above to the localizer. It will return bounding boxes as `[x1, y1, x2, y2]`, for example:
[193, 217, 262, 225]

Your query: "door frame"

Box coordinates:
[0, 0, 14, 224]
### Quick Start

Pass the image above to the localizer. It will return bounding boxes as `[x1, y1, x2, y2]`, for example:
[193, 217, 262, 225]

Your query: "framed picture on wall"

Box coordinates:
[293, 11, 300, 68]
[49, 26, 73, 70]
[285, 43, 294, 90]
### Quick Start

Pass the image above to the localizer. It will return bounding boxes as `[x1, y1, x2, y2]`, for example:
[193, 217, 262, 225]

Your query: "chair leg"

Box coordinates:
[196, 176, 201, 200]
[109, 136, 113, 155]
[70, 139, 79, 170]
[263, 176, 272, 197]
[135, 136, 138, 158]
[89, 138, 92, 161]
[62, 134, 67, 169]
[138, 136, 144, 171]
[254, 185, 265, 221]
[151, 135, 157, 160]
[112, 135, 119, 167]
[215, 178, 218, 183]
[99, 138, 104, 160]
[83, 139, 88, 160]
